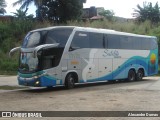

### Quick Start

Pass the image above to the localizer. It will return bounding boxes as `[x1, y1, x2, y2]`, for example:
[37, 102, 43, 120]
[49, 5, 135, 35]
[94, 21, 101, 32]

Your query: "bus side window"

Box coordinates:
[150, 38, 158, 50]
[107, 34, 121, 49]
[141, 38, 151, 50]
[45, 31, 57, 44]
[70, 31, 89, 50]
[45, 29, 73, 47]
[89, 32, 104, 48]
[133, 37, 142, 50]
[120, 36, 133, 49]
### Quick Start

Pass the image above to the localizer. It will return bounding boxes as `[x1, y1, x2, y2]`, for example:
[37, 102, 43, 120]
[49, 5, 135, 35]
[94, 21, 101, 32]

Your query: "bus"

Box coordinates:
[9, 26, 158, 89]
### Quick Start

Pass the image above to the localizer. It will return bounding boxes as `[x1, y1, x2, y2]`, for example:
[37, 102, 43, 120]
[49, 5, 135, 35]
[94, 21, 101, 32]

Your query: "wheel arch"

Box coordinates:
[129, 68, 136, 73]
[64, 71, 79, 84]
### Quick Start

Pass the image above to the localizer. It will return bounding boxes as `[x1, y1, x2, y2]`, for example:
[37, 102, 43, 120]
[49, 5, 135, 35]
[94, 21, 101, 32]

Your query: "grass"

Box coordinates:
[0, 85, 28, 90]
[0, 71, 17, 75]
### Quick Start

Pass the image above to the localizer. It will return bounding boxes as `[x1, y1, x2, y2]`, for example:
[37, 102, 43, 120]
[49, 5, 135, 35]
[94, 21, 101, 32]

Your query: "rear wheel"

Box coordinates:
[136, 69, 144, 81]
[65, 73, 76, 89]
[127, 69, 136, 81]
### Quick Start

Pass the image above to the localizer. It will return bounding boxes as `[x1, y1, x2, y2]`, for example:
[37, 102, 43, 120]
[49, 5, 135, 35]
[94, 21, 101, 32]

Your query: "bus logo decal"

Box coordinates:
[103, 50, 121, 58]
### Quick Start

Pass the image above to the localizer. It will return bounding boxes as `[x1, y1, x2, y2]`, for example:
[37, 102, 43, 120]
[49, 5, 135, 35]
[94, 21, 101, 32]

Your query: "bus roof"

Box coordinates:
[31, 26, 155, 38]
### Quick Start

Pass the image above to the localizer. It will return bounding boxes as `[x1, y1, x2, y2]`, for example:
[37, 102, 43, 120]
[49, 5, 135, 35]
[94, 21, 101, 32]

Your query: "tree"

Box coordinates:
[12, 8, 34, 20]
[12, 0, 43, 21]
[13, 0, 43, 10]
[0, 0, 7, 15]
[36, 0, 86, 23]
[99, 9, 115, 21]
[13, 0, 86, 23]
[133, 2, 160, 23]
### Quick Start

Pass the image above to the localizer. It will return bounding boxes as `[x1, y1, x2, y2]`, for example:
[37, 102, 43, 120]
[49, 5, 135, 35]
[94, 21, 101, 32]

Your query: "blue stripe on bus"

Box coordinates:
[80, 51, 158, 83]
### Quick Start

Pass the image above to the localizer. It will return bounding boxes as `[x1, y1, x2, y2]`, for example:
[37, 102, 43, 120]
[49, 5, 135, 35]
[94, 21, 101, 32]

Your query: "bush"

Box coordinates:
[0, 20, 35, 74]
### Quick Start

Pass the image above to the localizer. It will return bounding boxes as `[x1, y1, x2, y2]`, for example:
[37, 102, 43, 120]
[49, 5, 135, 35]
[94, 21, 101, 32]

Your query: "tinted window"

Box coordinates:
[107, 34, 121, 49]
[150, 38, 158, 49]
[140, 38, 157, 50]
[71, 31, 89, 48]
[23, 32, 41, 48]
[141, 38, 150, 50]
[120, 36, 133, 49]
[45, 28, 73, 47]
[105, 34, 157, 50]
[89, 32, 103, 48]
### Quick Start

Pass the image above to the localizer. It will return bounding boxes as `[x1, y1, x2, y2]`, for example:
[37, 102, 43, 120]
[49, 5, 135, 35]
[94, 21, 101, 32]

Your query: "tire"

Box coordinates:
[136, 69, 144, 81]
[127, 69, 136, 81]
[47, 86, 53, 89]
[108, 80, 116, 84]
[65, 74, 75, 89]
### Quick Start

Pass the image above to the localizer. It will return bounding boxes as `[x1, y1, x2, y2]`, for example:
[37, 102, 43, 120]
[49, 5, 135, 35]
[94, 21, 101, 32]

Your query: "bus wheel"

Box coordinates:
[47, 86, 53, 89]
[136, 69, 144, 81]
[65, 73, 75, 89]
[127, 70, 136, 81]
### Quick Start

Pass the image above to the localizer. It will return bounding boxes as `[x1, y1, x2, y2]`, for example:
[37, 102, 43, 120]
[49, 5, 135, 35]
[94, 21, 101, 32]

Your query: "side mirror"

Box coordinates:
[33, 43, 59, 58]
[9, 47, 21, 57]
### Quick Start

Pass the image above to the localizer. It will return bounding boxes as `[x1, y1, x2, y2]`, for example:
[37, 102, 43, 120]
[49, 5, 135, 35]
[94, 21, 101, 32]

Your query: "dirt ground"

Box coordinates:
[0, 76, 160, 120]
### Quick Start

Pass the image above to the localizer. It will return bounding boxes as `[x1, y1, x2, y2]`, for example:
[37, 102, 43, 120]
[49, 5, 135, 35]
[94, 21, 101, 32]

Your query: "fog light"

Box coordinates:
[35, 81, 40, 85]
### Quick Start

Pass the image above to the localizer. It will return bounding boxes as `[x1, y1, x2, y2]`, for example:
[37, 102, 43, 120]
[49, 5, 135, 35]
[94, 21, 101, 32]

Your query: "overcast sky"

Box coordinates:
[5, 0, 159, 18]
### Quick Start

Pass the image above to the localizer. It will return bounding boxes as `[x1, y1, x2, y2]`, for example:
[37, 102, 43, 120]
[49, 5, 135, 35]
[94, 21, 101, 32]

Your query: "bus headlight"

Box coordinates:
[35, 81, 40, 85]
[34, 76, 38, 79]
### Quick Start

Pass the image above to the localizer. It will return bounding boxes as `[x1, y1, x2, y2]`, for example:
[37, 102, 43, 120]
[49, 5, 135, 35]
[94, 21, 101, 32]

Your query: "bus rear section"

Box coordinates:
[66, 30, 158, 85]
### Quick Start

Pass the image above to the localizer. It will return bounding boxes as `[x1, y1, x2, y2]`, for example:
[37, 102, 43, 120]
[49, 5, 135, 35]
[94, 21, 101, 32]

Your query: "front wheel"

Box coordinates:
[136, 69, 144, 81]
[65, 74, 75, 89]
[127, 70, 136, 81]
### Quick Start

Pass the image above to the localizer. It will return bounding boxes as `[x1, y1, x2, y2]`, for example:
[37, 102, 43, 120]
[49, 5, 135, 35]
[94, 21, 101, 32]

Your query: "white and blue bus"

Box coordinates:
[10, 26, 158, 88]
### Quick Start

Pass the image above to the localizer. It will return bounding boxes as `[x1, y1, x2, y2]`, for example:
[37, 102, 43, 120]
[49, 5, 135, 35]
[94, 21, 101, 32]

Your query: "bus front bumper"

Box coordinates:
[18, 75, 59, 87]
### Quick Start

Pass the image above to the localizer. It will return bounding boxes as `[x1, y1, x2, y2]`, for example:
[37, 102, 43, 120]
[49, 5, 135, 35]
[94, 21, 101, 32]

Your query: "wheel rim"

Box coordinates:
[69, 76, 74, 86]
[66, 74, 75, 89]
[129, 71, 135, 81]
[137, 71, 143, 80]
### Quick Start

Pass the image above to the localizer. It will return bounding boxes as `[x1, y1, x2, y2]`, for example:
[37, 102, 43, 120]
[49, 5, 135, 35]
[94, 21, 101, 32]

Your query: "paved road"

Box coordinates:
[0, 76, 160, 120]
[0, 76, 17, 86]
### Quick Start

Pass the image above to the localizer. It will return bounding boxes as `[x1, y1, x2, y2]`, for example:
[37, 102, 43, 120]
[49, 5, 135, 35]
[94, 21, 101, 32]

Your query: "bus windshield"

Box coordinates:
[19, 28, 73, 73]
[22, 28, 73, 48]
[22, 31, 42, 48]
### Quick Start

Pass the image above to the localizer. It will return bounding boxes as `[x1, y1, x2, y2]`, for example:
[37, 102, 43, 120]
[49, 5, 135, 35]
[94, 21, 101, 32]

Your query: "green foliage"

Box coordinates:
[13, 0, 86, 23]
[36, 0, 86, 23]
[12, 8, 34, 20]
[0, 20, 36, 74]
[134, 2, 160, 23]
[0, 0, 6, 15]
[13, 0, 43, 10]
[0, 8, 6, 15]
[99, 9, 115, 21]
